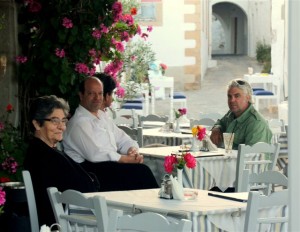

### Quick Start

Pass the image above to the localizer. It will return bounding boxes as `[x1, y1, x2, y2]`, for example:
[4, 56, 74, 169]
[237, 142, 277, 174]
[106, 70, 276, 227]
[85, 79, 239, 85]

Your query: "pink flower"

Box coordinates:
[147, 26, 153, 32]
[55, 48, 65, 58]
[193, 126, 206, 141]
[184, 153, 196, 169]
[121, 31, 130, 42]
[112, 2, 123, 22]
[92, 29, 102, 39]
[0, 122, 4, 131]
[15, 56, 28, 64]
[62, 17, 73, 29]
[160, 63, 167, 70]
[115, 86, 125, 98]
[141, 33, 148, 40]
[104, 60, 123, 78]
[100, 24, 109, 34]
[121, 14, 134, 26]
[164, 155, 177, 173]
[75, 63, 90, 74]
[112, 38, 124, 52]
[178, 108, 187, 115]
[0, 187, 6, 206]
[2, 157, 18, 174]
[164, 153, 196, 173]
[27, 1, 42, 13]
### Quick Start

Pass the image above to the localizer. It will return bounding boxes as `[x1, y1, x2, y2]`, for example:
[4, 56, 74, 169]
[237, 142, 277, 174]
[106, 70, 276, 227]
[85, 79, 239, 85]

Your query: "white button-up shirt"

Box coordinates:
[63, 105, 138, 163]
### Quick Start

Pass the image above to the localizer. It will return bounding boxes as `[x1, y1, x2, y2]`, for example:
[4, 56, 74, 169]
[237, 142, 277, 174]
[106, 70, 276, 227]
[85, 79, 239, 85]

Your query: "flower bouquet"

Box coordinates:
[164, 152, 196, 200]
[174, 108, 187, 119]
[159, 63, 167, 75]
[190, 125, 207, 151]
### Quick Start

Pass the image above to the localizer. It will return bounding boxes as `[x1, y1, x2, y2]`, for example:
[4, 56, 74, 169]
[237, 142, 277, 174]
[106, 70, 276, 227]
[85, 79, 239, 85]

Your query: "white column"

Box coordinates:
[288, 0, 300, 230]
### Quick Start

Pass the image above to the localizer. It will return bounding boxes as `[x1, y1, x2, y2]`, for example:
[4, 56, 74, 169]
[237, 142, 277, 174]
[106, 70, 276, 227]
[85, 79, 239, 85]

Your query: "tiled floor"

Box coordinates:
[153, 55, 278, 121]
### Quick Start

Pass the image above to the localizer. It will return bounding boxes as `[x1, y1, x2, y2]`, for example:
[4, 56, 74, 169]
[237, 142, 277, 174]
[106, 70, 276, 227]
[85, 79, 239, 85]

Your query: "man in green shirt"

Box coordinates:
[210, 79, 273, 150]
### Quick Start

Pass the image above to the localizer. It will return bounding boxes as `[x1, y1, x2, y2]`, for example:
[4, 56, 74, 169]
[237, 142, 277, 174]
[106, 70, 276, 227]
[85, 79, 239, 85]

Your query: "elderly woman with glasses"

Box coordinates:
[210, 79, 272, 149]
[24, 95, 100, 228]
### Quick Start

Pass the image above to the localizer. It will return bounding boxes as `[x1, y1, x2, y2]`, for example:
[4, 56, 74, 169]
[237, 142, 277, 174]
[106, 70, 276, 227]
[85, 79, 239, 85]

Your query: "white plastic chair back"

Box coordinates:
[244, 189, 288, 231]
[235, 142, 280, 192]
[243, 170, 288, 195]
[190, 118, 216, 129]
[118, 125, 143, 147]
[138, 114, 169, 128]
[47, 187, 111, 232]
[108, 210, 192, 232]
[22, 170, 39, 232]
[199, 112, 222, 121]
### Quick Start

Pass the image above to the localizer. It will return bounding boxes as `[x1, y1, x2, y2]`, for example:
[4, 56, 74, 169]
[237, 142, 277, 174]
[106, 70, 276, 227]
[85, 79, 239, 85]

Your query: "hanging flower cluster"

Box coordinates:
[174, 108, 187, 119]
[16, 0, 152, 116]
[164, 152, 196, 173]
[191, 125, 207, 141]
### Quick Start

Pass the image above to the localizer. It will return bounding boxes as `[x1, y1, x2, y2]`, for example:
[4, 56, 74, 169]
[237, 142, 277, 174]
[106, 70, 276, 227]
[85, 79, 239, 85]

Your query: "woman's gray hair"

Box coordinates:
[29, 95, 70, 132]
[227, 79, 253, 103]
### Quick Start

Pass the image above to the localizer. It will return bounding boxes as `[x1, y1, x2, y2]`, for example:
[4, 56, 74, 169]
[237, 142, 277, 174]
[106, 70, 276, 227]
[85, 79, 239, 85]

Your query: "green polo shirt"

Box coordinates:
[213, 104, 273, 150]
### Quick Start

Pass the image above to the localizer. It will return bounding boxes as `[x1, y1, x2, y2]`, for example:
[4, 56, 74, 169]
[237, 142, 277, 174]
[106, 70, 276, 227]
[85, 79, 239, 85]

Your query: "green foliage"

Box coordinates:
[16, 0, 140, 135]
[121, 39, 156, 84]
[256, 41, 271, 73]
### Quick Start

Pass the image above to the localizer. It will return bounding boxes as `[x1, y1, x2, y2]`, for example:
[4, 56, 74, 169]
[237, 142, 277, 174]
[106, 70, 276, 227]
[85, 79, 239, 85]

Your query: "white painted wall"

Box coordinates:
[142, 0, 188, 67]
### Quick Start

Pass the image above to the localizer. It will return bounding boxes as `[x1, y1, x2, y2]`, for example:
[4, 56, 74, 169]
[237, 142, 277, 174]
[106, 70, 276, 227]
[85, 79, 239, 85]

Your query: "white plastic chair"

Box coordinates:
[242, 170, 288, 195]
[190, 118, 216, 129]
[47, 187, 111, 232]
[118, 125, 143, 147]
[244, 189, 288, 231]
[199, 112, 222, 121]
[138, 114, 169, 128]
[235, 142, 280, 192]
[22, 170, 39, 232]
[108, 210, 192, 232]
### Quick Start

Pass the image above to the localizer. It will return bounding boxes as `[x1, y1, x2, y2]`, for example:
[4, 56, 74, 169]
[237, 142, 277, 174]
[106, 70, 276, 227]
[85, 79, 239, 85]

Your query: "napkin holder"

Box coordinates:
[158, 174, 173, 199]
[170, 175, 184, 200]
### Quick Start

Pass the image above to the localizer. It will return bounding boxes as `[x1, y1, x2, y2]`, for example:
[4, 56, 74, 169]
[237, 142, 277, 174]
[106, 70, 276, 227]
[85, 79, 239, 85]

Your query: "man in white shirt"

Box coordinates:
[63, 75, 158, 191]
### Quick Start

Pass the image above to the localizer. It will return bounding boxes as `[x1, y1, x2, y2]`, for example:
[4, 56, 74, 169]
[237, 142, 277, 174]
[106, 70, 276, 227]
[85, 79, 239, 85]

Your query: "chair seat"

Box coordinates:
[252, 88, 265, 92]
[125, 97, 144, 104]
[173, 92, 186, 99]
[121, 103, 143, 110]
[253, 90, 274, 96]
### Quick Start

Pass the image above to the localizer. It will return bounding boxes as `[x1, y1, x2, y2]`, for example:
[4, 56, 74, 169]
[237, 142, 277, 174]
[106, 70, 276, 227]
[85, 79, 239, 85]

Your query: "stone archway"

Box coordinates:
[212, 2, 248, 55]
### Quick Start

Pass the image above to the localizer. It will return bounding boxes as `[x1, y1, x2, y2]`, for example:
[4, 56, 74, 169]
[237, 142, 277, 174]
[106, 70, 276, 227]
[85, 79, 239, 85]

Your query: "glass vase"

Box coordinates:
[177, 168, 183, 188]
[190, 136, 198, 152]
[173, 118, 181, 133]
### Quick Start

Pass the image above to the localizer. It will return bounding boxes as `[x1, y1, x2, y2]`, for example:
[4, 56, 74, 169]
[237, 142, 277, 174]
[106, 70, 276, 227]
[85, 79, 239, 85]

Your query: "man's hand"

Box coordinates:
[118, 147, 144, 163]
[210, 127, 223, 147]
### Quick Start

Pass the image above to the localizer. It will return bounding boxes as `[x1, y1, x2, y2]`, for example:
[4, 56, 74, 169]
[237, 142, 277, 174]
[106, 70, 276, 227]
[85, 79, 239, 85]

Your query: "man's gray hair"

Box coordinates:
[227, 79, 253, 103]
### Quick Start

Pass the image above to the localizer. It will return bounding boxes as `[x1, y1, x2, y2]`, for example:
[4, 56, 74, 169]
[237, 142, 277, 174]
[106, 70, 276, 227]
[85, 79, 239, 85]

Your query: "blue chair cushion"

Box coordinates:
[253, 90, 274, 96]
[121, 103, 143, 110]
[125, 97, 144, 103]
[173, 92, 186, 99]
[252, 88, 265, 92]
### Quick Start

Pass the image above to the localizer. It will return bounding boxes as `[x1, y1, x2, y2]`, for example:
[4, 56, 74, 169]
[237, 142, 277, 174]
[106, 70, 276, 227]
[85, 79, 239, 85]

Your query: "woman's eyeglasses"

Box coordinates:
[43, 117, 68, 126]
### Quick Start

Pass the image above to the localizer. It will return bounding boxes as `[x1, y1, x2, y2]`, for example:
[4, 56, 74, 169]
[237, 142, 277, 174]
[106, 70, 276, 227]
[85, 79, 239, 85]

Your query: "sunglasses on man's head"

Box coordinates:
[235, 80, 246, 85]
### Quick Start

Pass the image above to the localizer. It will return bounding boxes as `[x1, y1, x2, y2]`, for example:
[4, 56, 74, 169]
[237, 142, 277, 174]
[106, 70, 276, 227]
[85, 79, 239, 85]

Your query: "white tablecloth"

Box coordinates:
[143, 128, 193, 146]
[141, 146, 237, 190]
[85, 188, 247, 232]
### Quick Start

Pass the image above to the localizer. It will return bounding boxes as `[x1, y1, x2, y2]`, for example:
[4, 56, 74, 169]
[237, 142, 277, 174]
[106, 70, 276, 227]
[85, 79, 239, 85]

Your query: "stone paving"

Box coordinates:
[154, 55, 277, 120]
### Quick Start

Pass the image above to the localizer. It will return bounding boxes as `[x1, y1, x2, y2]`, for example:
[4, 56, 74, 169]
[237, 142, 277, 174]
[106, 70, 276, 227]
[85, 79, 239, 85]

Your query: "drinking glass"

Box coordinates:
[223, 133, 234, 153]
